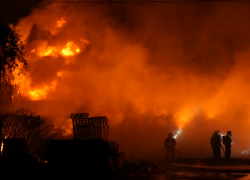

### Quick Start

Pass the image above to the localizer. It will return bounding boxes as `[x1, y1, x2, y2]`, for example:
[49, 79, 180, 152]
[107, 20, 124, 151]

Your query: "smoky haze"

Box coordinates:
[9, 0, 250, 159]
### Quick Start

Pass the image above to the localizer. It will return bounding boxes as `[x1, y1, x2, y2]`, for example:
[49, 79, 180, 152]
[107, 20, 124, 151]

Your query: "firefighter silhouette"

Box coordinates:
[164, 132, 176, 159]
[217, 130, 222, 139]
[210, 131, 222, 158]
[223, 131, 232, 159]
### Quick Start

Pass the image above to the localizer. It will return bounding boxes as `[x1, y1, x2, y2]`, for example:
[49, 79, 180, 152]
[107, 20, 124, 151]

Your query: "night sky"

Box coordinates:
[0, 0, 43, 24]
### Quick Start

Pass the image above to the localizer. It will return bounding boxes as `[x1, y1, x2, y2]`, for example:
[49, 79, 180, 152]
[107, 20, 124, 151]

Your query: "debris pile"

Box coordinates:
[109, 141, 158, 179]
[117, 157, 158, 179]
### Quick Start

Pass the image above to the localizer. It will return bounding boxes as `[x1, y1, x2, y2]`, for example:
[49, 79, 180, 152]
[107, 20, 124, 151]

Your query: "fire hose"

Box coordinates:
[221, 143, 226, 156]
[152, 148, 183, 160]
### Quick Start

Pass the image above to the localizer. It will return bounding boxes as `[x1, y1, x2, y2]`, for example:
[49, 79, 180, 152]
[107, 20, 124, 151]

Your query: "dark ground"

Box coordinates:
[1, 158, 250, 179]
[154, 158, 250, 180]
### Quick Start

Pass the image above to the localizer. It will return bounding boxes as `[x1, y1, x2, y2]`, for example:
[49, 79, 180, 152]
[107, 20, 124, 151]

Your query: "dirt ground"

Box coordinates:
[155, 158, 250, 180]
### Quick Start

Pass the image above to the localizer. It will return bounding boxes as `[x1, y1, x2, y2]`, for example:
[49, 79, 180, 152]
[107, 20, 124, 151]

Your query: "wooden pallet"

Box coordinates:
[68, 113, 109, 140]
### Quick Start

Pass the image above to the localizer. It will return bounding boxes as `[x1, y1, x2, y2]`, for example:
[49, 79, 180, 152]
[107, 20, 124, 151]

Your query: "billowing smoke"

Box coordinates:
[9, 0, 250, 159]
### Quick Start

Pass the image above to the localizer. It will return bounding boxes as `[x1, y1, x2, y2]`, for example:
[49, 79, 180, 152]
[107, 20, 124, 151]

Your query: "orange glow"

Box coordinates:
[30, 49, 35, 53]
[56, 71, 70, 78]
[28, 80, 57, 101]
[0, 141, 3, 155]
[175, 108, 195, 129]
[29, 90, 47, 100]
[64, 128, 73, 136]
[13, 2, 250, 159]
[57, 17, 66, 27]
[13, 65, 58, 100]
[80, 39, 90, 46]
[39, 46, 58, 57]
[57, 71, 63, 77]
[61, 44, 74, 56]
[60, 42, 80, 57]
[12, 38, 84, 101]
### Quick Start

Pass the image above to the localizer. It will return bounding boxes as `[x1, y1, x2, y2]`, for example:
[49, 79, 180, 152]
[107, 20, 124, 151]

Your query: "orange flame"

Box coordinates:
[0, 141, 3, 155]
[28, 80, 57, 101]
[12, 37, 85, 101]
[60, 41, 80, 57]
[11, 19, 87, 101]
[13, 37, 86, 100]
[39, 46, 58, 57]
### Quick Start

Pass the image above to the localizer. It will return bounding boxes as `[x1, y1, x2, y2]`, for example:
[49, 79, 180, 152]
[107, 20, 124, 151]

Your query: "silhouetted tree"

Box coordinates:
[0, 23, 27, 106]
[0, 23, 28, 145]
[0, 108, 62, 159]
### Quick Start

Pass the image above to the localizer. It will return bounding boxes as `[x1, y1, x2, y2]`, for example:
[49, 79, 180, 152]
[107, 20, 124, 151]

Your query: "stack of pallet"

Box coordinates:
[68, 113, 109, 140]
[109, 141, 120, 170]
[109, 141, 119, 153]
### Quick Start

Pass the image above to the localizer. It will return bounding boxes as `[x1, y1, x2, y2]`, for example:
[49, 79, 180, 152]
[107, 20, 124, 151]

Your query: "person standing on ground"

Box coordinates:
[223, 131, 232, 159]
[164, 132, 176, 160]
[217, 130, 222, 139]
[210, 131, 222, 158]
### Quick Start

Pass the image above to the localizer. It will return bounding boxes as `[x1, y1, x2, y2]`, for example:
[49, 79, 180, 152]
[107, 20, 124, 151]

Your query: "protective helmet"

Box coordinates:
[168, 132, 173, 137]
[227, 131, 232, 135]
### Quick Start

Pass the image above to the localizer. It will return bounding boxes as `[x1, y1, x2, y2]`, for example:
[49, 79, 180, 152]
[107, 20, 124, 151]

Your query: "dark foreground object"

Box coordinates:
[0, 139, 109, 180]
[47, 139, 109, 179]
[1, 157, 250, 180]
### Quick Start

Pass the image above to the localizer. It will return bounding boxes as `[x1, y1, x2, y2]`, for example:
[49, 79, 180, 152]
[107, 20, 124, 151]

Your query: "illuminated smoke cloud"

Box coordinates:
[10, 1, 250, 159]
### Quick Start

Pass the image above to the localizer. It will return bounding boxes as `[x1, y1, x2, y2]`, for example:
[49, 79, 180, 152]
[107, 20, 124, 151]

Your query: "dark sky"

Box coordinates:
[0, 0, 43, 25]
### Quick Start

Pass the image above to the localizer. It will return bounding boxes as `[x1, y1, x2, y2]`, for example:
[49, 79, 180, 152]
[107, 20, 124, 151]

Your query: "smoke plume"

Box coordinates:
[9, 0, 250, 159]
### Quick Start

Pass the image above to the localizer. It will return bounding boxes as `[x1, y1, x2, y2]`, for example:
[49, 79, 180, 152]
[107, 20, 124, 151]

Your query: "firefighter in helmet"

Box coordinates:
[223, 131, 232, 159]
[164, 132, 176, 159]
[217, 130, 222, 138]
[210, 131, 222, 158]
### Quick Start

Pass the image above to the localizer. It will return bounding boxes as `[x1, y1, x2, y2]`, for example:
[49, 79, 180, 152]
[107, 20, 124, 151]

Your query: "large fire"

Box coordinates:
[8, 1, 250, 158]
[28, 79, 57, 100]
[60, 41, 80, 57]
[13, 18, 87, 101]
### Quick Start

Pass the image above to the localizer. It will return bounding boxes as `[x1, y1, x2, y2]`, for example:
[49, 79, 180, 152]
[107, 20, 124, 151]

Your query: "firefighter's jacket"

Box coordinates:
[224, 135, 232, 147]
[164, 137, 176, 150]
[210, 134, 221, 148]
